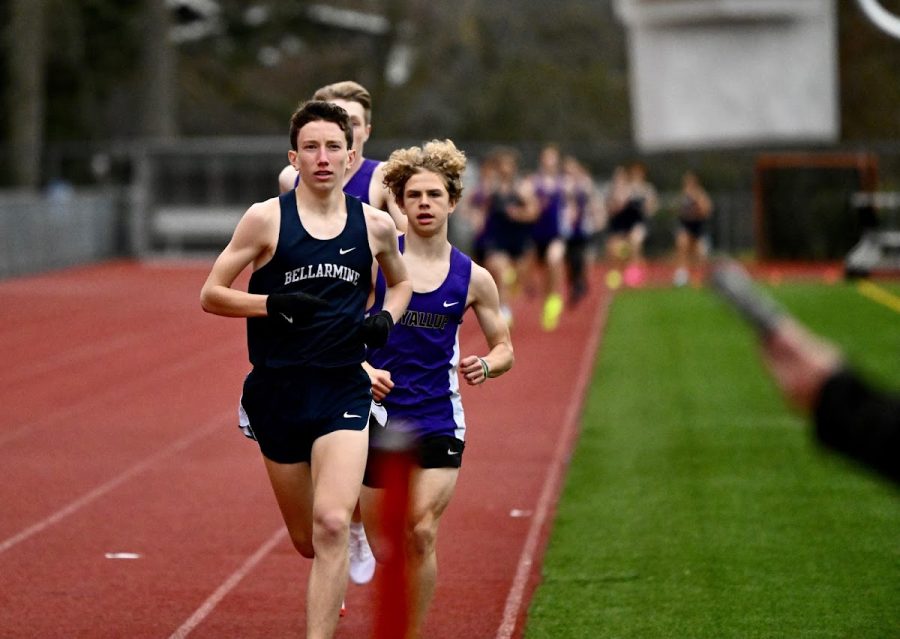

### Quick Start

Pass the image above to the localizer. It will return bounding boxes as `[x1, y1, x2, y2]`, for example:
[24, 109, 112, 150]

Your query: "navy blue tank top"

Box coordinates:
[247, 192, 373, 369]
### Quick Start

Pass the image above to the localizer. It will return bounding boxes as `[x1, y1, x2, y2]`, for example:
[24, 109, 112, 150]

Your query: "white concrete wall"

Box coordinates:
[615, 0, 839, 150]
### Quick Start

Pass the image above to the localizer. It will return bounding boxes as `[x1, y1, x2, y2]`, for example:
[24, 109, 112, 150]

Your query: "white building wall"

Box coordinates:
[615, 0, 839, 150]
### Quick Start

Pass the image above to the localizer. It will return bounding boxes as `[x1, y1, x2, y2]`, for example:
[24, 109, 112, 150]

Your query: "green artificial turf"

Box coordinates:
[525, 282, 900, 639]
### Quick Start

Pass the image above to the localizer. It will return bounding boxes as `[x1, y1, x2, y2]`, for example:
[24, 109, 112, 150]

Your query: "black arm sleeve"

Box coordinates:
[813, 368, 900, 485]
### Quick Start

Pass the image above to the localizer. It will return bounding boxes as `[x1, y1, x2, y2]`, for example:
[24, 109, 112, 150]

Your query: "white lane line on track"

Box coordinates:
[495, 292, 612, 639]
[168, 527, 287, 639]
[0, 411, 230, 555]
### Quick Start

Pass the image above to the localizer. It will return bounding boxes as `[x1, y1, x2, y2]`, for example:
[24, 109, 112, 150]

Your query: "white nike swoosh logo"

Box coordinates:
[442, 301, 459, 308]
[447, 449, 460, 455]
[280, 313, 293, 324]
[339, 247, 356, 255]
[343, 411, 362, 419]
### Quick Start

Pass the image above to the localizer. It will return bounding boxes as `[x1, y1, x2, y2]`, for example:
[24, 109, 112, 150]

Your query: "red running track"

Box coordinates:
[0, 259, 610, 638]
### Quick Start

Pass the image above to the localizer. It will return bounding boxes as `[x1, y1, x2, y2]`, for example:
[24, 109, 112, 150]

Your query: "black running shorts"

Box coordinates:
[239, 364, 371, 464]
[363, 412, 465, 488]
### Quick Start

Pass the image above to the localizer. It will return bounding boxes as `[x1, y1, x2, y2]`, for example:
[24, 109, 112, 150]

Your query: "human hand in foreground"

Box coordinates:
[761, 318, 843, 412]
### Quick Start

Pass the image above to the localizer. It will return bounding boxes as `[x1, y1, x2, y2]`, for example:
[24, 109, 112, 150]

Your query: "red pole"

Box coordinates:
[371, 431, 415, 639]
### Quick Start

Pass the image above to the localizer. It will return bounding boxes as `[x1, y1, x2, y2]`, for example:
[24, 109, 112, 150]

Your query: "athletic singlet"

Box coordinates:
[485, 190, 526, 230]
[293, 157, 379, 204]
[532, 175, 567, 242]
[622, 192, 648, 224]
[247, 192, 373, 369]
[479, 188, 533, 255]
[368, 239, 472, 440]
[344, 158, 379, 203]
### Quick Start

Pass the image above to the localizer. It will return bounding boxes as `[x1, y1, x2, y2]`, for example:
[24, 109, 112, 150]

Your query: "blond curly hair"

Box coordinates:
[382, 139, 467, 206]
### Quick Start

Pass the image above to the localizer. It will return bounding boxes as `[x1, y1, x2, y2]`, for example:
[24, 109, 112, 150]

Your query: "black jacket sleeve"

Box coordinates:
[813, 368, 900, 486]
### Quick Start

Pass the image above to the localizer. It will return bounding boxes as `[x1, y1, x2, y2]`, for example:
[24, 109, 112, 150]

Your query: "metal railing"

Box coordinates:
[0, 188, 122, 278]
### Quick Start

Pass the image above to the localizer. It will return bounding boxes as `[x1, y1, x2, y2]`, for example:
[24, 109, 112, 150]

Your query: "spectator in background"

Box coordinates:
[761, 318, 900, 486]
[673, 170, 713, 287]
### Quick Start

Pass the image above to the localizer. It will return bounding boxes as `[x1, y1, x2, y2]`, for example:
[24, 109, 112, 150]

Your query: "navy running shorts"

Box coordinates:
[679, 218, 707, 239]
[608, 207, 644, 235]
[238, 364, 371, 464]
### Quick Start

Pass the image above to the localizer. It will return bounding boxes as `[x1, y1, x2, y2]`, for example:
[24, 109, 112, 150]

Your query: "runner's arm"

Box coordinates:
[200, 201, 277, 318]
[367, 205, 412, 324]
[461, 263, 514, 385]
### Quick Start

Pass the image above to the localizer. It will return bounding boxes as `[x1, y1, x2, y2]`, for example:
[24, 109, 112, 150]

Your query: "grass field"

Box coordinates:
[525, 279, 899, 638]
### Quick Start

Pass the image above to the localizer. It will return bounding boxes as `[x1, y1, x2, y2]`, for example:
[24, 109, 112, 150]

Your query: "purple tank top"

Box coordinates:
[345, 158, 380, 204]
[532, 175, 567, 242]
[368, 243, 472, 440]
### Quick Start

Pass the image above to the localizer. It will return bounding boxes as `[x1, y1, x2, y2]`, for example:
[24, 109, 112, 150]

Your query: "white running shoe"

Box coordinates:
[348, 523, 376, 585]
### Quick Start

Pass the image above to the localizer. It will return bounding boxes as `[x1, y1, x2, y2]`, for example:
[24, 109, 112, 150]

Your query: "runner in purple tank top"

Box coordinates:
[526, 143, 569, 331]
[360, 139, 514, 637]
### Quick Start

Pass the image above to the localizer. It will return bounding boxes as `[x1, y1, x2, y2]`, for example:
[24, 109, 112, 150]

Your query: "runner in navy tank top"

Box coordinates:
[473, 147, 539, 328]
[299, 147, 396, 588]
[357, 140, 514, 637]
[200, 101, 411, 638]
[277, 82, 403, 589]
[618, 161, 658, 288]
[673, 170, 713, 287]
